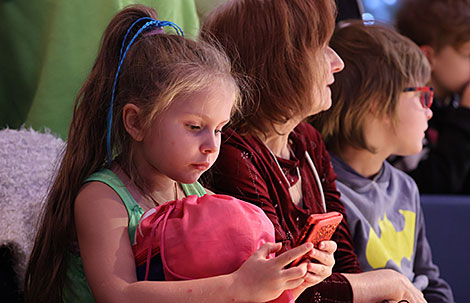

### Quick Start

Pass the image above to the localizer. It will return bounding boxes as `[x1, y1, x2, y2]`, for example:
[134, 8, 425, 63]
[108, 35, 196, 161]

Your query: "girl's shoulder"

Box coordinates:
[77, 168, 144, 235]
[75, 169, 139, 223]
[84, 169, 142, 208]
[75, 176, 130, 218]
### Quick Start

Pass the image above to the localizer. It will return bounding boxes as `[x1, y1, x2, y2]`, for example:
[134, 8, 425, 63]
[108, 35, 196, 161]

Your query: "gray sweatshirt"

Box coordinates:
[331, 154, 454, 302]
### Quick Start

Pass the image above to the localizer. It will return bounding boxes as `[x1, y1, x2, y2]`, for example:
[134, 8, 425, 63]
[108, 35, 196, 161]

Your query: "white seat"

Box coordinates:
[0, 128, 65, 288]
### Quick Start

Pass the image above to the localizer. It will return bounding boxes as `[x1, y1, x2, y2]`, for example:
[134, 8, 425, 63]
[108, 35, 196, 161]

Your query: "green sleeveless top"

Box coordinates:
[63, 169, 206, 302]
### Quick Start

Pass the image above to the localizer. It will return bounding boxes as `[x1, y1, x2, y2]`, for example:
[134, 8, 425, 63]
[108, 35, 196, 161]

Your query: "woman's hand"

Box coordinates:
[302, 240, 336, 285]
[343, 269, 426, 303]
[231, 242, 314, 302]
[291, 240, 336, 297]
[387, 269, 426, 303]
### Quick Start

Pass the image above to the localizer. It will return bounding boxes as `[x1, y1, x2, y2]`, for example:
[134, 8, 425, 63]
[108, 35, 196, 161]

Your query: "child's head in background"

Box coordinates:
[314, 21, 432, 158]
[395, 0, 470, 100]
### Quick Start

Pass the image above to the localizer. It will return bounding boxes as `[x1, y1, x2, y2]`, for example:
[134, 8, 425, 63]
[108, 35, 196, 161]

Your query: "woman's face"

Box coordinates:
[309, 46, 344, 117]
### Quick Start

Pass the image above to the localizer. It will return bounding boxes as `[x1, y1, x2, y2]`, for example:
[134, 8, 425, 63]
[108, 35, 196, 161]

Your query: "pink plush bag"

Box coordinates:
[132, 194, 293, 302]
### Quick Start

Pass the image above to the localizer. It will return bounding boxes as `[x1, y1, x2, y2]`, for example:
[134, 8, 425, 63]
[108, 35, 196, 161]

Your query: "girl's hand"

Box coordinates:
[231, 242, 314, 303]
[291, 240, 336, 297]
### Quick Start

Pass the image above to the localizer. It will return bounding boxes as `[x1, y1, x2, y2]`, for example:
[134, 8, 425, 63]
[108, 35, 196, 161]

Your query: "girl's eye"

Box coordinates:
[186, 124, 201, 131]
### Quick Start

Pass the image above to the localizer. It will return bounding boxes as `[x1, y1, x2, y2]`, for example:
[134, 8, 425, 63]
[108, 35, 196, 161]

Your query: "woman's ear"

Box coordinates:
[420, 45, 435, 67]
[122, 103, 144, 141]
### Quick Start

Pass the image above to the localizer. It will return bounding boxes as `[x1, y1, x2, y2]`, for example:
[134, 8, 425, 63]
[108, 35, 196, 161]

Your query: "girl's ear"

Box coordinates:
[122, 103, 144, 141]
[420, 45, 435, 67]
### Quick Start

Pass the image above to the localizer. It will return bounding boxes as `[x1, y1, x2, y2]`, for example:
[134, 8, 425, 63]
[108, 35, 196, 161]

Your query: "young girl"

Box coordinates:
[24, 4, 335, 303]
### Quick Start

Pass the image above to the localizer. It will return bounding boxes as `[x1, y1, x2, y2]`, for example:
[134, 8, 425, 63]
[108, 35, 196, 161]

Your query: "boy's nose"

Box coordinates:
[426, 108, 433, 120]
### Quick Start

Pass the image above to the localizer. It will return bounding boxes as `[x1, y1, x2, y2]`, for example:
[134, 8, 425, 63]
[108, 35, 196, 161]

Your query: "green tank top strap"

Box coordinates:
[85, 169, 144, 244]
[181, 181, 206, 197]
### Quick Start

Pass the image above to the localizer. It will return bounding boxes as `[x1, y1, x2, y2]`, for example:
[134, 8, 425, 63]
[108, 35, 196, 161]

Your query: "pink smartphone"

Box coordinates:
[288, 211, 343, 268]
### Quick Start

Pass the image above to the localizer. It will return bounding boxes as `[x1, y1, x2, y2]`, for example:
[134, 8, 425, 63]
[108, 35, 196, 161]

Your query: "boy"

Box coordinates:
[313, 21, 454, 301]
[394, 0, 470, 194]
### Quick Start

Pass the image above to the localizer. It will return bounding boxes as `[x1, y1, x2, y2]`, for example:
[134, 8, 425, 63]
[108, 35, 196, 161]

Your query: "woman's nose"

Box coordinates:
[328, 46, 344, 74]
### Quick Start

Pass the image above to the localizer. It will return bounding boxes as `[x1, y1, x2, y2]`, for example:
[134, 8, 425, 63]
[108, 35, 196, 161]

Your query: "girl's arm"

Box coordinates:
[75, 182, 314, 303]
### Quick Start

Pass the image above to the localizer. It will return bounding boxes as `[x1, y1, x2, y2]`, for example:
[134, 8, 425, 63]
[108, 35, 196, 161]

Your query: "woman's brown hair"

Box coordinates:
[24, 4, 239, 302]
[200, 0, 336, 136]
[313, 20, 431, 154]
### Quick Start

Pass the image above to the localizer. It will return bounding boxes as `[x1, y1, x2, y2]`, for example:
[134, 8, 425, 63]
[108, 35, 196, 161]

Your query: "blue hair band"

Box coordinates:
[106, 18, 184, 166]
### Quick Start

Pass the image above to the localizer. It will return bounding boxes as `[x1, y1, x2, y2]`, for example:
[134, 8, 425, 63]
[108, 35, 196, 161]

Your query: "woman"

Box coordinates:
[201, 0, 426, 301]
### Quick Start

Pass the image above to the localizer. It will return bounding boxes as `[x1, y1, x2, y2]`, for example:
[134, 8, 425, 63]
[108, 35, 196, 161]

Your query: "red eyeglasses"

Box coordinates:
[402, 86, 434, 109]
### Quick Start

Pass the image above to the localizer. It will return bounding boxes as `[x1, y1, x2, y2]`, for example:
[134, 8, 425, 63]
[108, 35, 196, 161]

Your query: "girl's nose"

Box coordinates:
[328, 47, 344, 74]
[200, 133, 219, 154]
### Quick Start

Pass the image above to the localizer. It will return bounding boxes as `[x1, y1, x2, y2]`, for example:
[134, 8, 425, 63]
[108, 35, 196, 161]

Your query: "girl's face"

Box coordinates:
[310, 46, 344, 116]
[388, 89, 433, 156]
[137, 81, 236, 185]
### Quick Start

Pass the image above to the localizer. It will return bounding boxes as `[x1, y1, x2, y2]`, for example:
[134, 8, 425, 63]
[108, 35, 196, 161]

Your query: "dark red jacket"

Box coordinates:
[206, 123, 362, 302]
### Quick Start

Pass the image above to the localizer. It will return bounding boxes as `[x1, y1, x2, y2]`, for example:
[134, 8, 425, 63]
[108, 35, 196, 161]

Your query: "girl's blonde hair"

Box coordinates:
[24, 4, 239, 302]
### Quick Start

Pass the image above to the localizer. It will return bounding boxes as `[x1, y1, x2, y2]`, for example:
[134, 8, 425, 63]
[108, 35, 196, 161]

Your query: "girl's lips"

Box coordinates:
[192, 162, 210, 170]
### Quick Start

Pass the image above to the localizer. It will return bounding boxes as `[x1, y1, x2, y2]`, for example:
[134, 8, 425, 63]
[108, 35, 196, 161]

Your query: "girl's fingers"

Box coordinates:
[281, 263, 308, 280]
[253, 242, 283, 258]
[274, 242, 313, 267]
[283, 277, 306, 290]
